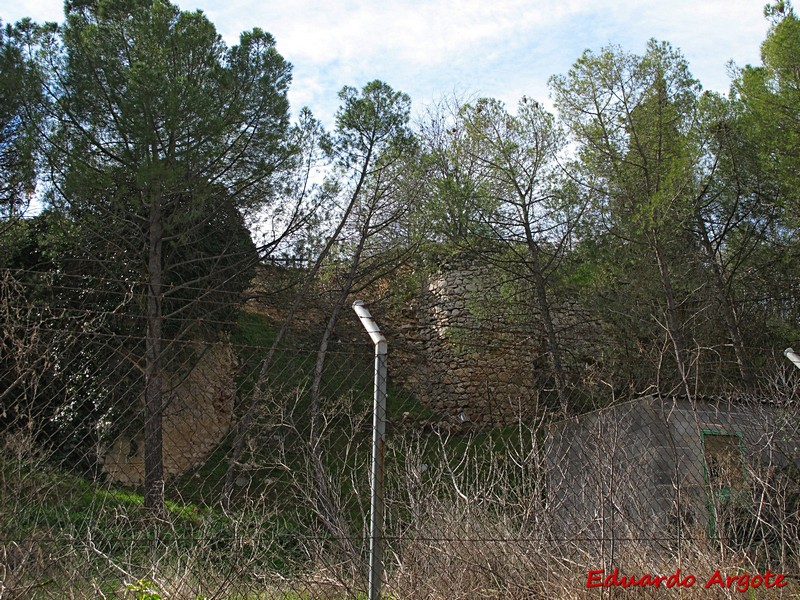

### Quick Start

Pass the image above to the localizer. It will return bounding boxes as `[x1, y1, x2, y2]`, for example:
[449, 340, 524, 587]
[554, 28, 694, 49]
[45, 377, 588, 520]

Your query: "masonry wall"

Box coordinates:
[390, 257, 541, 426]
[102, 340, 236, 485]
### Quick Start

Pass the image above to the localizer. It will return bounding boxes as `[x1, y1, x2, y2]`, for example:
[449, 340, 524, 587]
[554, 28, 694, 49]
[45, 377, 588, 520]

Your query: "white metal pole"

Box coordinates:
[352, 300, 387, 600]
[785, 348, 800, 371]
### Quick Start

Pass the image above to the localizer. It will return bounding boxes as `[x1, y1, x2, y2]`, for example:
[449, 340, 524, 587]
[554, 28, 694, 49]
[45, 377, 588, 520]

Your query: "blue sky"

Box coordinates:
[2, 0, 772, 128]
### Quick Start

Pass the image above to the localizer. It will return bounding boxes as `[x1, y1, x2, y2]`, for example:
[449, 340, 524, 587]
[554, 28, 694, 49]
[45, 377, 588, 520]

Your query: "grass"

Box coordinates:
[0, 309, 567, 598]
[232, 308, 432, 418]
[3, 424, 799, 599]
[1, 448, 320, 598]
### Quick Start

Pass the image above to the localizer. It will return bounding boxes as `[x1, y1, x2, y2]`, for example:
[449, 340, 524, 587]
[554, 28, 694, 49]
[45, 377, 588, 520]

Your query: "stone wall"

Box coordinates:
[390, 257, 541, 426]
[102, 340, 236, 485]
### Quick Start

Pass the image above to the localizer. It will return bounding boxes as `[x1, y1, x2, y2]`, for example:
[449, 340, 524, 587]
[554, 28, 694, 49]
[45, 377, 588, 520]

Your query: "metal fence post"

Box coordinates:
[785, 347, 800, 371]
[352, 300, 387, 600]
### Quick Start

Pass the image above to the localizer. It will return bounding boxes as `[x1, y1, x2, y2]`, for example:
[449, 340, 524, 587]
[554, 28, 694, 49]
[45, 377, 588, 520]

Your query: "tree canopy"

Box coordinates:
[4, 0, 298, 515]
[1, 0, 799, 521]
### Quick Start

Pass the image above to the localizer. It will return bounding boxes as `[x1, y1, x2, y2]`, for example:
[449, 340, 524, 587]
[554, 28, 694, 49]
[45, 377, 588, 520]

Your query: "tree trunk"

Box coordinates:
[222, 148, 374, 509]
[305, 199, 375, 572]
[144, 191, 165, 518]
[522, 221, 567, 414]
[694, 212, 753, 386]
[651, 229, 692, 398]
[531, 261, 567, 413]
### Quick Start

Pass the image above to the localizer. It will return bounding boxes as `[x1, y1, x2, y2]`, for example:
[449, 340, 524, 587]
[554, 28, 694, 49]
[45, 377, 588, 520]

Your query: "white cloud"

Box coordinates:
[1, 0, 772, 126]
[2, 0, 63, 24]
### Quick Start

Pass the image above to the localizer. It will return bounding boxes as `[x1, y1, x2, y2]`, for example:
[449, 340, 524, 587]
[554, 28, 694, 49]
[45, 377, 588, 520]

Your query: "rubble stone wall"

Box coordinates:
[391, 257, 540, 426]
[102, 340, 236, 485]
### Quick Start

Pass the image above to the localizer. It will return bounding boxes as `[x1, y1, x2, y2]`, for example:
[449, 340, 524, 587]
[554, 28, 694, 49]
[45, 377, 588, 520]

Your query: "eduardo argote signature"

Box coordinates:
[586, 568, 788, 593]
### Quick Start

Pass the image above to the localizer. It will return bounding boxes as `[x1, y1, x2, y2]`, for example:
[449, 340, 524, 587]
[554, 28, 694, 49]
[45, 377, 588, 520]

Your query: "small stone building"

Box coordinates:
[545, 395, 800, 550]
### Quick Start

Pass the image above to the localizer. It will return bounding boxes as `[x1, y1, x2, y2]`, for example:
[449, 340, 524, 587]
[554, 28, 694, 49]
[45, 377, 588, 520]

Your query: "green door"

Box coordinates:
[702, 431, 746, 539]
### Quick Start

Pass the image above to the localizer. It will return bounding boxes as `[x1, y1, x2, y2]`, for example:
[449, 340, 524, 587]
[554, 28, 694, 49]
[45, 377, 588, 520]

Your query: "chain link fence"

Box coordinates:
[2, 268, 799, 599]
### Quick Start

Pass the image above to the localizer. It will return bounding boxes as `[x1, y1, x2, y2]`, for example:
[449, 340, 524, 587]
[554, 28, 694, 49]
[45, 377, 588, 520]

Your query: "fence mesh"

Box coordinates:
[1, 267, 799, 599]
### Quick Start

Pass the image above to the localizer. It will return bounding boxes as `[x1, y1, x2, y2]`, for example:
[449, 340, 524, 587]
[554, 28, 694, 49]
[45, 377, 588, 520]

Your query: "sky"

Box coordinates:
[1, 0, 772, 128]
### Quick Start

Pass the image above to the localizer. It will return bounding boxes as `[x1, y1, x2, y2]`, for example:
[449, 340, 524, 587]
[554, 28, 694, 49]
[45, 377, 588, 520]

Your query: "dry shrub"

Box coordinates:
[378, 405, 798, 600]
